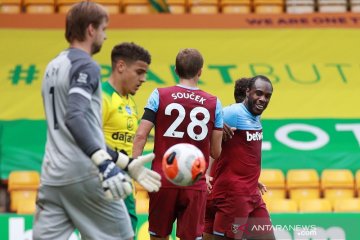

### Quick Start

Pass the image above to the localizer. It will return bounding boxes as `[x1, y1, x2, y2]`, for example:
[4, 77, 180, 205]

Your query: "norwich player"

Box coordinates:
[102, 42, 152, 233]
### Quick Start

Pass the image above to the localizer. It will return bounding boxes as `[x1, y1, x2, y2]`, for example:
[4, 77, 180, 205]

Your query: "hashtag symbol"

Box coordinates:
[9, 64, 39, 85]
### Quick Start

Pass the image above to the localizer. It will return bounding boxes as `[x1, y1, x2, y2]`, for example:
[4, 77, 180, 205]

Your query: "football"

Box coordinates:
[162, 143, 206, 186]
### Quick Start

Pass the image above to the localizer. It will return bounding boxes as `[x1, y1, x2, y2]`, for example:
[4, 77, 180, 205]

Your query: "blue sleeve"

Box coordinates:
[223, 103, 262, 130]
[145, 89, 159, 113]
[223, 105, 238, 128]
[214, 98, 223, 129]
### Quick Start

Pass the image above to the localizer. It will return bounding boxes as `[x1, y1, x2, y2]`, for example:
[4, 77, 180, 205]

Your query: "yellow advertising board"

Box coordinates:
[1, 14, 360, 180]
[1, 27, 360, 120]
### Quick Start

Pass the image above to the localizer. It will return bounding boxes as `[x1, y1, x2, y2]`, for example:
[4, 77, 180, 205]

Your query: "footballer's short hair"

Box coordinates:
[248, 75, 273, 90]
[65, 1, 108, 43]
[234, 77, 251, 103]
[175, 48, 203, 79]
[111, 42, 151, 70]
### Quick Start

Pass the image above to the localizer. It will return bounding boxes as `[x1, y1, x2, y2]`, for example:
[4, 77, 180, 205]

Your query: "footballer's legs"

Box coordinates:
[204, 197, 216, 240]
[205, 232, 233, 240]
[148, 189, 178, 240]
[176, 189, 207, 240]
[63, 177, 134, 240]
[212, 235, 233, 240]
[203, 232, 214, 240]
[245, 198, 275, 240]
[33, 185, 75, 240]
[150, 236, 170, 240]
[124, 192, 138, 232]
[212, 194, 254, 240]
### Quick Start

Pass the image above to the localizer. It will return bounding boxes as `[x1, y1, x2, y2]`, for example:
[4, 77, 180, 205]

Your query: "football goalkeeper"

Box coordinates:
[33, 4, 159, 240]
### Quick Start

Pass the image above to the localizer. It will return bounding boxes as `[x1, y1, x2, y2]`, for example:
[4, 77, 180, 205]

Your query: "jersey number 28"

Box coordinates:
[163, 103, 210, 141]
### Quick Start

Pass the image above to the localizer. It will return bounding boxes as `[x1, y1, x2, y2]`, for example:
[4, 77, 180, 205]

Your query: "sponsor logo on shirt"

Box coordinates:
[76, 72, 88, 84]
[246, 131, 263, 141]
[111, 132, 134, 143]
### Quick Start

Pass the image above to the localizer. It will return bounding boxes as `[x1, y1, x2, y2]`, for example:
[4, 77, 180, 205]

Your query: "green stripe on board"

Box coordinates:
[1, 213, 359, 239]
[1, 119, 359, 180]
[0, 120, 46, 180]
[261, 119, 360, 173]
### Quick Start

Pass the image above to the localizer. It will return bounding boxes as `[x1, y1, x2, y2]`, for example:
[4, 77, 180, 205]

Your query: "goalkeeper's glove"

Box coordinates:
[91, 149, 132, 200]
[114, 152, 161, 192]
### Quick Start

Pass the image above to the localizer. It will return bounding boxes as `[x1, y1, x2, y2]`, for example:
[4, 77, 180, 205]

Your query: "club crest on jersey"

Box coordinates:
[232, 223, 250, 235]
[127, 118, 134, 131]
[125, 105, 132, 115]
[76, 72, 88, 84]
[231, 224, 241, 234]
[246, 131, 263, 141]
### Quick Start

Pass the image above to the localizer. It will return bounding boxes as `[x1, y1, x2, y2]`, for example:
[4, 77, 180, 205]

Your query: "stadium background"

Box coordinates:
[1, 11, 360, 240]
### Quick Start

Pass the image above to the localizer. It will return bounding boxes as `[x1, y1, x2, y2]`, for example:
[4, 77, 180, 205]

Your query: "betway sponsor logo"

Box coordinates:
[246, 131, 263, 141]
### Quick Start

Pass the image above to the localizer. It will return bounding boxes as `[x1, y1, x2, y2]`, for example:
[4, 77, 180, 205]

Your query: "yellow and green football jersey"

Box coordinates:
[102, 81, 139, 156]
[102, 81, 139, 232]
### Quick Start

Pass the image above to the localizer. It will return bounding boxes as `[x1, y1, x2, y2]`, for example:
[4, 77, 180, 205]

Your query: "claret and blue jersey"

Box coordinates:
[145, 84, 223, 190]
[213, 102, 263, 196]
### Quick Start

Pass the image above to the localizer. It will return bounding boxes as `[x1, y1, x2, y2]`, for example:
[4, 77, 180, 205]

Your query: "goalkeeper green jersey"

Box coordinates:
[102, 81, 139, 156]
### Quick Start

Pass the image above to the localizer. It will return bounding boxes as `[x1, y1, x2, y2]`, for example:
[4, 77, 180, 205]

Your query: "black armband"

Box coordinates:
[142, 108, 156, 123]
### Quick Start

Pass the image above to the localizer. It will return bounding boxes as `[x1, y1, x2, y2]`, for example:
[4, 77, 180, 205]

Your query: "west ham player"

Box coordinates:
[208, 75, 275, 240]
[205, 77, 251, 195]
[133, 48, 223, 240]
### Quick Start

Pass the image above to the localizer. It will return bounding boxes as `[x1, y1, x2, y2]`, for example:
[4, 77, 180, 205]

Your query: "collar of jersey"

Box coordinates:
[176, 84, 199, 90]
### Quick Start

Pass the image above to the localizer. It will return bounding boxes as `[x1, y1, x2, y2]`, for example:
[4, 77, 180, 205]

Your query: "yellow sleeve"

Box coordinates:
[102, 94, 110, 128]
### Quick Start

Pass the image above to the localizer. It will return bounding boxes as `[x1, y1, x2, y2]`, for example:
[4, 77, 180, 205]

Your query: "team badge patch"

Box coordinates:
[232, 224, 241, 234]
[76, 72, 88, 84]
[125, 105, 132, 115]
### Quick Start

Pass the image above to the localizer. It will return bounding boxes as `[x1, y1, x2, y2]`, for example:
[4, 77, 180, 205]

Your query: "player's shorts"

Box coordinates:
[33, 176, 133, 240]
[124, 189, 138, 233]
[212, 192, 274, 239]
[204, 196, 216, 235]
[148, 187, 207, 239]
